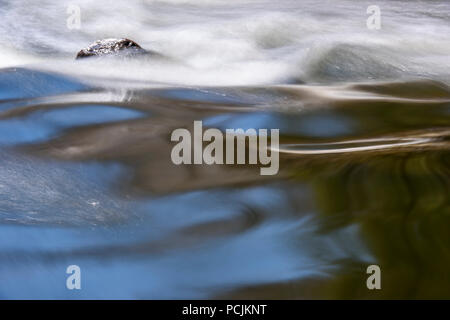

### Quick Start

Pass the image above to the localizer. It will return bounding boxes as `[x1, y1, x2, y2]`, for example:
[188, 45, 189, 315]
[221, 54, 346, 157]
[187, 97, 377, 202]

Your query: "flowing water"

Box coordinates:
[0, 0, 449, 299]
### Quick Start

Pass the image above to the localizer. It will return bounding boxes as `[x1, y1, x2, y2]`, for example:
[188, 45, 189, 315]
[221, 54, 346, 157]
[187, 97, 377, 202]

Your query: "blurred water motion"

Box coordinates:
[0, 0, 450, 299]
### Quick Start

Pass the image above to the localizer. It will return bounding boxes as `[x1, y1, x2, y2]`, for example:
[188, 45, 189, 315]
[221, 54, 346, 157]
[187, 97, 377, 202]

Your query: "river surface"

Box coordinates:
[0, 0, 449, 299]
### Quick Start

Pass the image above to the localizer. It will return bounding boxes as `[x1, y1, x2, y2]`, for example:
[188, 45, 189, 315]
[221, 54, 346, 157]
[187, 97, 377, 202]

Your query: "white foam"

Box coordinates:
[1, 0, 449, 85]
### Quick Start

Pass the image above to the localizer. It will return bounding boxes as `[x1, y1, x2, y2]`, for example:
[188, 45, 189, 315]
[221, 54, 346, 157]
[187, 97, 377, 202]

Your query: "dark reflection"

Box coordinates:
[0, 68, 449, 298]
[282, 150, 450, 299]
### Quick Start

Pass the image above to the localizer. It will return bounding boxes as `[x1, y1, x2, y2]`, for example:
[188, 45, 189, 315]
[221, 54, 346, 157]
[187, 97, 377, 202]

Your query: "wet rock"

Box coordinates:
[76, 38, 148, 59]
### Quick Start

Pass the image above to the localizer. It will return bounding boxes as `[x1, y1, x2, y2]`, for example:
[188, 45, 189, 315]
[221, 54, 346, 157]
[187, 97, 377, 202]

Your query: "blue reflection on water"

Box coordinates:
[0, 105, 145, 145]
[0, 172, 371, 299]
[0, 68, 88, 100]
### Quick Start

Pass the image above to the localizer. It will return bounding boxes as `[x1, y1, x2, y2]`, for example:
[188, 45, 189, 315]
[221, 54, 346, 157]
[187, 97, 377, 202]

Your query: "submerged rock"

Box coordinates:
[76, 38, 148, 59]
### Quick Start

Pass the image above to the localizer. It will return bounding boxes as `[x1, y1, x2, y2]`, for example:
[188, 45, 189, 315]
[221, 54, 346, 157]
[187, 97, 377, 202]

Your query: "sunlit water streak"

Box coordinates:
[275, 137, 434, 154]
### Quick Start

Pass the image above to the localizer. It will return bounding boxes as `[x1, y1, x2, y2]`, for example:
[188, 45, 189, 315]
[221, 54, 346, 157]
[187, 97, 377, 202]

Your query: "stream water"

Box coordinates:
[0, 0, 449, 299]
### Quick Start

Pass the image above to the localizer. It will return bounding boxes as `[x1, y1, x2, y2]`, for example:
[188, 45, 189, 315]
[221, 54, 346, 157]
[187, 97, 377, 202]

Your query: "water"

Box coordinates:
[0, 0, 449, 299]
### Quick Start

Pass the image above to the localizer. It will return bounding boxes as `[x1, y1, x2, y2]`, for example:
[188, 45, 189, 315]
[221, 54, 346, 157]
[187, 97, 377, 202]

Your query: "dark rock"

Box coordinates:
[76, 38, 148, 59]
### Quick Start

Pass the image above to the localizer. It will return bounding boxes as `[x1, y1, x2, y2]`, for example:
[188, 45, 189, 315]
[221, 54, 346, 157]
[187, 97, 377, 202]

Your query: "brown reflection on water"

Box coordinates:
[16, 89, 275, 194]
[281, 150, 450, 299]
